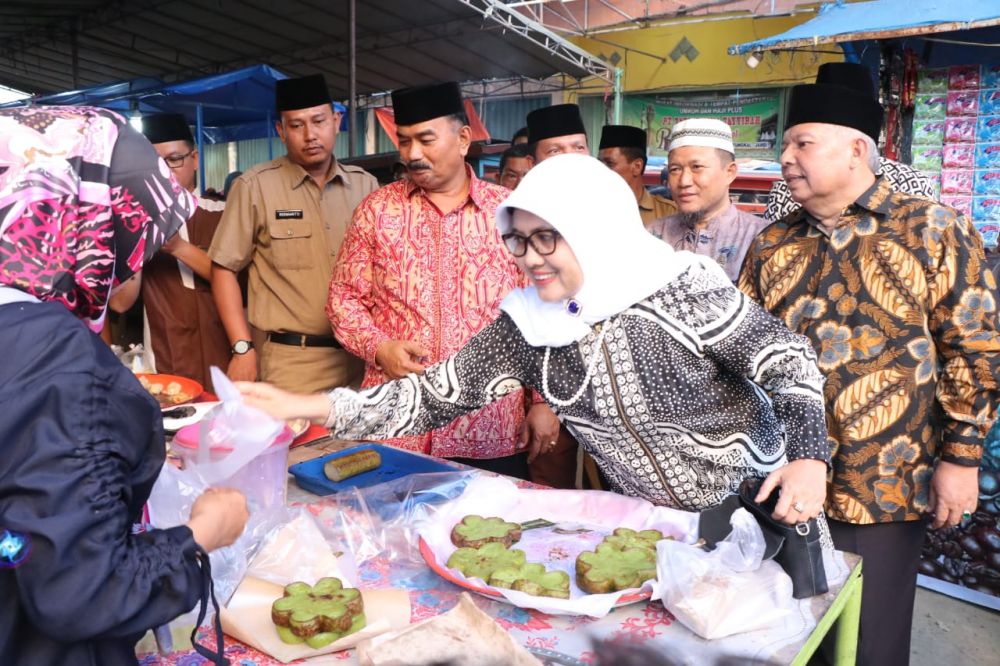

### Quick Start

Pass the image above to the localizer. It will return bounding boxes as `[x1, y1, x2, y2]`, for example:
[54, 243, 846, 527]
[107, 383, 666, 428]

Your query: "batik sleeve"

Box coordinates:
[928, 212, 1000, 465]
[736, 231, 768, 306]
[682, 264, 830, 464]
[326, 198, 393, 364]
[324, 314, 537, 438]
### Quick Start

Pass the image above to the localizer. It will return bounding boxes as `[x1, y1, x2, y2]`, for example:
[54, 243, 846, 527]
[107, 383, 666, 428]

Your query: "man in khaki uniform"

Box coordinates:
[209, 74, 377, 392]
[598, 124, 677, 225]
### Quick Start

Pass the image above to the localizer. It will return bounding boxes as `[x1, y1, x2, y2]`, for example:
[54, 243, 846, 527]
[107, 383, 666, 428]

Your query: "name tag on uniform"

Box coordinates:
[275, 209, 304, 219]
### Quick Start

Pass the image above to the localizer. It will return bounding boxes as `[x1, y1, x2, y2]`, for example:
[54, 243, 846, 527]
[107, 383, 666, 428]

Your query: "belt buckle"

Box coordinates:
[299, 334, 307, 349]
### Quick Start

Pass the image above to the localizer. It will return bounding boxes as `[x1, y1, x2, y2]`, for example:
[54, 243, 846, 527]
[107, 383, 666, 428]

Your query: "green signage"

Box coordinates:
[621, 90, 781, 160]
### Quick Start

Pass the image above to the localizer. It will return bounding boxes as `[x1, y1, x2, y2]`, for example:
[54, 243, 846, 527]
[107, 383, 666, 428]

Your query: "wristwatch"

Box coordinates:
[231, 339, 254, 355]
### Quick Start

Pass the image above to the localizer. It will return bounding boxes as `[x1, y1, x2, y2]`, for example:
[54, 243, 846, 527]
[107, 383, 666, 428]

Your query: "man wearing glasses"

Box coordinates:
[135, 112, 230, 391]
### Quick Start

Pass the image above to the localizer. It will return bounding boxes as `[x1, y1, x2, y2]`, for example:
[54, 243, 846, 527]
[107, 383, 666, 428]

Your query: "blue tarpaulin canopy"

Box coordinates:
[730, 0, 1000, 55]
[0, 64, 350, 144]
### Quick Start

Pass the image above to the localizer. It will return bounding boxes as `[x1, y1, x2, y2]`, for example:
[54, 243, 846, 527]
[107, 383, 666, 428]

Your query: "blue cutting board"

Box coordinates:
[289, 443, 458, 496]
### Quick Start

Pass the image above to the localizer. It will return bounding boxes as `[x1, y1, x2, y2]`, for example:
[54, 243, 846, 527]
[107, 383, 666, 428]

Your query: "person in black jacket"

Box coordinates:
[0, 106, 248, 665]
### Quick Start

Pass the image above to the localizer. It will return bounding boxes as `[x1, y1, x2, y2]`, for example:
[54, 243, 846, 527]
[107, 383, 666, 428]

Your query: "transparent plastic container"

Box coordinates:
[172, 422, 294, 511]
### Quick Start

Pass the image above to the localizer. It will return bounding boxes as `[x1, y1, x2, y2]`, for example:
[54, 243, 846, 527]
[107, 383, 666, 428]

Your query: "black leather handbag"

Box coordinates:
[698, 478, 829, 599]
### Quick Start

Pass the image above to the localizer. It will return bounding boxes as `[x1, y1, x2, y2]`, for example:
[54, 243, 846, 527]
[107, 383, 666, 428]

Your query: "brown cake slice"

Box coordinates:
[450, 515, 522, 549]
[271, 577, 366, 648]
[575, 543, 658, 594]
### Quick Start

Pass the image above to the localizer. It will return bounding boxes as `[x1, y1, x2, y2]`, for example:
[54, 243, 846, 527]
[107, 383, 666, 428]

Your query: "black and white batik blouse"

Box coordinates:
[325, 262, 829, 512]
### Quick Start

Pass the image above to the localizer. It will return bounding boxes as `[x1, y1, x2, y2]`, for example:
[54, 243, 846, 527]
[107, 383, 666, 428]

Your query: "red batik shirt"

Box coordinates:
[327, 166, 527, 458]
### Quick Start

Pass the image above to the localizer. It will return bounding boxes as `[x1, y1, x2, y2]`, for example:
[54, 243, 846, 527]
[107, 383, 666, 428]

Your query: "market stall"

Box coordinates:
[132, 418, 862, 665]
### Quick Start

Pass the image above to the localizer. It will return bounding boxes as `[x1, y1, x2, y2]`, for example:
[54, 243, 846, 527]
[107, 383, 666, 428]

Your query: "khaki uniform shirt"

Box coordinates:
[638, 189, 677, 225]
[210, 156, 377, 336]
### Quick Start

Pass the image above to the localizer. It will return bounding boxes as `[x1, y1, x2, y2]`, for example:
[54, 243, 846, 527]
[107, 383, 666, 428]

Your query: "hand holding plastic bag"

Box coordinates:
[144, 368, 294, 652]
[655, 508, 794, 639]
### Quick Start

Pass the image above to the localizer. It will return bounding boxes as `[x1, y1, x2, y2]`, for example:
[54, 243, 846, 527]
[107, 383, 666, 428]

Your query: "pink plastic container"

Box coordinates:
[172, 423, 294, 510]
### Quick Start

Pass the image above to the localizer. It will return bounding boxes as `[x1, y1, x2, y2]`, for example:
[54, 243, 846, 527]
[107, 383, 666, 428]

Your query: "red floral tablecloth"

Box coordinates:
[137, 473, 855, 665]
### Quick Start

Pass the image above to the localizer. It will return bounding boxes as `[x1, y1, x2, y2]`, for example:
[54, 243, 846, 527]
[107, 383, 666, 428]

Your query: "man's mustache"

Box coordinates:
[407, 161, 430, 171]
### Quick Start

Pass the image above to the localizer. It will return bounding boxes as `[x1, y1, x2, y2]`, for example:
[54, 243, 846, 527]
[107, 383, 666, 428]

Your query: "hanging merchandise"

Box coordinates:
[883, 45, 905, 159]
[909, 62, 1000, 247]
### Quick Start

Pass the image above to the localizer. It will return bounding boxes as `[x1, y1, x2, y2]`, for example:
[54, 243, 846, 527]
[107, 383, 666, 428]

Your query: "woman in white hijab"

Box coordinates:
[241, 154, 829, 521]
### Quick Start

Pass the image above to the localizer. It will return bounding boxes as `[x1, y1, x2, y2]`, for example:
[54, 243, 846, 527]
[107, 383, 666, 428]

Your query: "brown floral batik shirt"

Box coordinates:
[739, 177, 1000, 524]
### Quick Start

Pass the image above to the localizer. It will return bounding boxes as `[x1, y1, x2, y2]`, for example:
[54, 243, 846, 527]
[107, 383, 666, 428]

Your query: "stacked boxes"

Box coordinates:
[914, 64, 1000, 246]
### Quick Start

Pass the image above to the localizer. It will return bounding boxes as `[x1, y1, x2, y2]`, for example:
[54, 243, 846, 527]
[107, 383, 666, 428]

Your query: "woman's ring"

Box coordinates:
[793, 501, 805, 513]
[548, 440, 557, 447]
[962, 510, 973, 521]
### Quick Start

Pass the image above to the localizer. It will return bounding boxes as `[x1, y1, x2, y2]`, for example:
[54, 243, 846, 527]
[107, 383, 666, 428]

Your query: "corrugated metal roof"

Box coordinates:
[0, 0, 594, 96]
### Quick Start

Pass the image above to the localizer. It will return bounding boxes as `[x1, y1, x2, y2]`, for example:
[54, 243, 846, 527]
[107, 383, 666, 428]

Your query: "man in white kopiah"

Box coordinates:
[646, 118, 769, 282]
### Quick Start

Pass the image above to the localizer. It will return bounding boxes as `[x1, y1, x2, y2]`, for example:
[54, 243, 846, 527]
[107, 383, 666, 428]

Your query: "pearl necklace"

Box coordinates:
[541, 322, 610, 407]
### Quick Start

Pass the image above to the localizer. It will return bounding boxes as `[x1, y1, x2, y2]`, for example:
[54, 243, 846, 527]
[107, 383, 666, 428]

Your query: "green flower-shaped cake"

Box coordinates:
[271, 577, 366, 648]
[575, 544, 657, 594]
[450, 514, 522, 548]
[603, 528, 666, 551]
[446, 541, 526, 580]
[489, 562, 571, 599]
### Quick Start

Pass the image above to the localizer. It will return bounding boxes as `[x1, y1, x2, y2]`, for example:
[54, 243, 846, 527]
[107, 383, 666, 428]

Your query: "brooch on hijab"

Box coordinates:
[565, 298, 583, 317]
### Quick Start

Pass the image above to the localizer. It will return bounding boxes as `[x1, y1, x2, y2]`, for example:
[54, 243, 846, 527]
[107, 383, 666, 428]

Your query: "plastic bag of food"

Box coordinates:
[655, 508, 794, 639]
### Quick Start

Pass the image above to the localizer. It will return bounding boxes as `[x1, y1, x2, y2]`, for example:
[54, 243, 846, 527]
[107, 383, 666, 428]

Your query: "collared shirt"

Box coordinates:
[765, 157, 935, 222]
[143, 200, 229, 391]
[637, 188, 677, 225]
[739, 177, 1000, 524]
[328, 166, 527, 459]
[647, 203, 769, 281]
[209, 155, 377, 336]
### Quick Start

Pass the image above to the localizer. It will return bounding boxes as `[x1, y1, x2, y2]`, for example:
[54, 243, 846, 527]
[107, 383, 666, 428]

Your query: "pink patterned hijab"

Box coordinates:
[0, 106, 194, 331]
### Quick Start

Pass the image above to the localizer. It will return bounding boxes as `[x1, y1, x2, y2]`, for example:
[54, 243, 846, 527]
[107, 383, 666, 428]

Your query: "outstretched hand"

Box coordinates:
[755, 458, 827, 525]
[235, 381, 329, 423]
